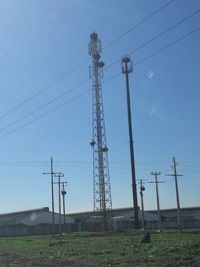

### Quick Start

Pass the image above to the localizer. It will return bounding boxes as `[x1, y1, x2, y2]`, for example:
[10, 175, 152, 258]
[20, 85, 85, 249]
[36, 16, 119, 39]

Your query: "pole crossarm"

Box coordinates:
[54, 181, 68, 184]
[165, 174, 183, 177]
[43, 172, 62, 175]
[149, 181, 165, 183]
[54, 173, 64, 178]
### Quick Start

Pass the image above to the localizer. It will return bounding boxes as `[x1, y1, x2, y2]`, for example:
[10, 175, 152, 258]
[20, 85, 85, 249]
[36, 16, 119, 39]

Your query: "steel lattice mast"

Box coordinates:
[88, 32, 112, 230]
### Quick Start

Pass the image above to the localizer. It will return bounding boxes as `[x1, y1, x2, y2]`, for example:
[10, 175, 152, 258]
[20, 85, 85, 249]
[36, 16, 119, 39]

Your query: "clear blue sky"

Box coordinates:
[0, 0, 199, 214]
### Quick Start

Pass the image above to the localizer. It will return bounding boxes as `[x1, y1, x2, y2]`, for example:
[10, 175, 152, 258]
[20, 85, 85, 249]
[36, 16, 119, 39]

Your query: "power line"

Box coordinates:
[0, 0, 176, 121]
[104, 25, 200, 82]
[0, 158, 174, 165]
[0, 159, 192, 165]
[0, 26, 199, 139]
[0, 9, 199, 133]
[133, 26, 200, 67]
[103, 0, 176, 50]
[1, 8, 200, 135]
[105, 9, 200, 71]
[0, 160, 200, 173]
[0, 79, 90, 132]
[0, 89, 90, 139]
[0, 59, 89, 121]
[0, 159, 199, 167]
[179, 162, 200, 165]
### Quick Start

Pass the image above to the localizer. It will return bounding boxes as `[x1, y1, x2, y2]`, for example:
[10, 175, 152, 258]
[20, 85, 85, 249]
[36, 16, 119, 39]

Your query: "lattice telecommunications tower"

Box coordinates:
[89, 32, 112, 230]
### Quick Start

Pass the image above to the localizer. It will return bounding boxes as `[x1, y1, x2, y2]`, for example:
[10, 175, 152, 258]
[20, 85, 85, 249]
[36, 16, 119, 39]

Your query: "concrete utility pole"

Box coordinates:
[61, 182, 67, 233]
[43, 157, 61, 237]
[121, 55, 139, 229]
[166, 157, 183, 231]
[54, 173, 64, 237]
[139, 179, 146, 230]
[149, 172, 164, 231]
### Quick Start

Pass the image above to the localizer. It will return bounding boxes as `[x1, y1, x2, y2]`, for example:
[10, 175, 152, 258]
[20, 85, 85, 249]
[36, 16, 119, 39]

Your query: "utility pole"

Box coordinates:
[121, 55, 139, 229]
[61, 182, 68, 233]
[43, 157, 61, 237]
[139, 179, 146, 230]
[149, 172, 164, 231]
[166, 157, 183, 231]
[54, 173, 64, 237]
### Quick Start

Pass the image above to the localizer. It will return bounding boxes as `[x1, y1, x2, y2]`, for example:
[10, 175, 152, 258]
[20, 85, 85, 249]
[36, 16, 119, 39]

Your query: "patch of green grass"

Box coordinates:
[0, 229, 199, 266]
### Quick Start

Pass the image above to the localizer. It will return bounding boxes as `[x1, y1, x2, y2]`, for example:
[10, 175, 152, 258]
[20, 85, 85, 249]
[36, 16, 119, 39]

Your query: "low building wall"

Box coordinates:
[146, 220, 200, 230]
[0, 223, 76, 237]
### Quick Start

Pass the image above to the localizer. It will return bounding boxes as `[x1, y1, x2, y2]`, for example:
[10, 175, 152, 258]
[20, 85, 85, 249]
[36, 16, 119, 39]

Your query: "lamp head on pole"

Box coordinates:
[121, 55, 133, 74]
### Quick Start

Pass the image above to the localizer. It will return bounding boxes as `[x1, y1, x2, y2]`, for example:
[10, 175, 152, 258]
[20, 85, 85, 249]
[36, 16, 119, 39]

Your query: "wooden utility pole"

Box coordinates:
[149, 172, 164, 231]
[166, 157, 183, 231]
[61, 182, 67, 233]
[43, 157, 61, 237]
[139, 179, 146, 229]
[54, 173, 64, 237]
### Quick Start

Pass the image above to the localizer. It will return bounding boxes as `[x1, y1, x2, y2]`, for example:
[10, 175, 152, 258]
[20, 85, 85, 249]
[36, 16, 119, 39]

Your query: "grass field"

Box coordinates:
[0, 229, 199, 267]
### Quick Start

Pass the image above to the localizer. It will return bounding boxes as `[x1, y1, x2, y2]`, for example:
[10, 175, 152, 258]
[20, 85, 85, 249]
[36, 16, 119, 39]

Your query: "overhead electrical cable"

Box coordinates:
[133, 26, 200, 66]
[0, 9, 199, 133]
[0, 0, 176, 120]
[0, 160, 200, 173]
[0, 59, 89, 121]
[105, 9, 200, 70]
[0, 89, 91, 139]
[0, 79, 90, 132]
[103, 25, 200, 83]
[0, 25, 199, 139]
[102, 0, 176, 50]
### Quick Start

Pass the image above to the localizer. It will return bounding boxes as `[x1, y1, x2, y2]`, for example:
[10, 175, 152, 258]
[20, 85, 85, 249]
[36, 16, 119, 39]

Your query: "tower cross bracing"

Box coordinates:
[88, 32, 112, 229]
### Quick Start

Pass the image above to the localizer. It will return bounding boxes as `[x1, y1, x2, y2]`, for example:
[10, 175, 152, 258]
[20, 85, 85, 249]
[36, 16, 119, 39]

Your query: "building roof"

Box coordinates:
[0, 207, 74, 226]
[68, 206, 200, 219]
[0, 207, 49, 217]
